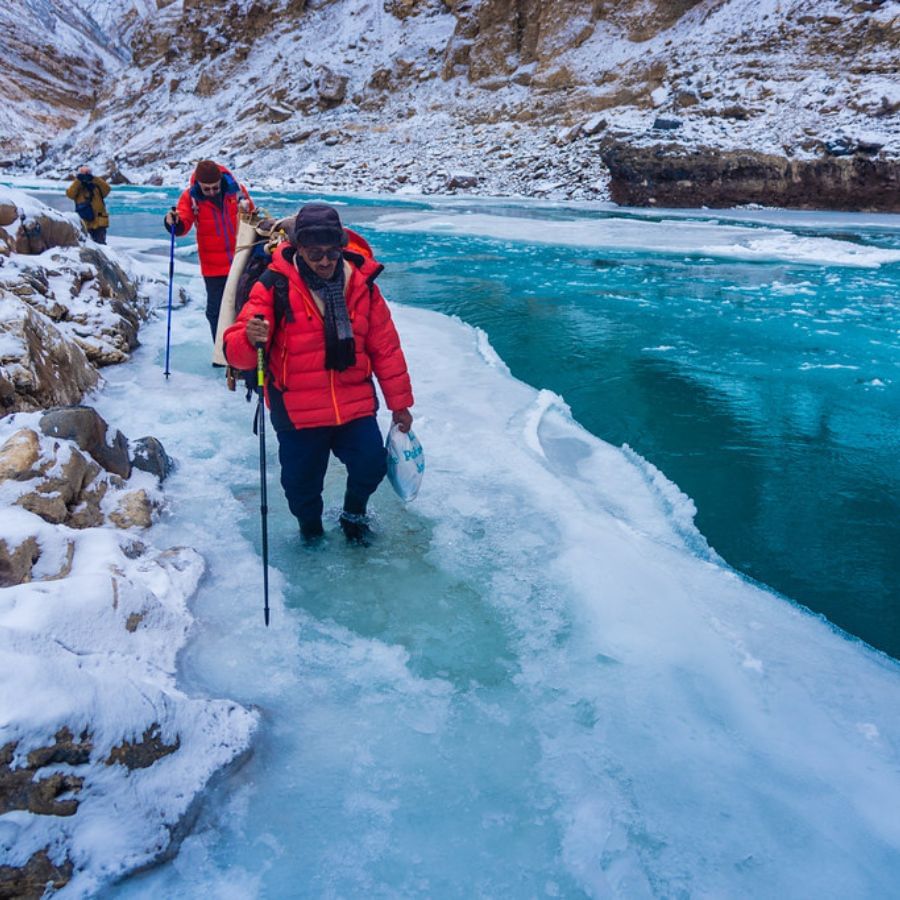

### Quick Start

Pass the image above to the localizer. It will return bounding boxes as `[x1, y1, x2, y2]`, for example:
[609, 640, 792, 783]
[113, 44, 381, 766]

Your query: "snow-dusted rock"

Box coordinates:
[39, 406, 131, 479]
[444, 171, 480, 190]
[0, 300, 99, 414]
[0, 422, 257, 896]
[0, 416, 163, 533]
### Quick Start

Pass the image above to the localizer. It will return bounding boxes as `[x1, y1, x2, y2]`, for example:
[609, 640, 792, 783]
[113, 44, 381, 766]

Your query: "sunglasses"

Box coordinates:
[198, 181, 221, 195]
[304, 246, 342, 262]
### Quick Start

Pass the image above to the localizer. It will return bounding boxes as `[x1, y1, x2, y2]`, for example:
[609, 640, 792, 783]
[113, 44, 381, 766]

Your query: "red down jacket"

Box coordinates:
[174, 165, 254, 277]
[223, 243, 414, 429]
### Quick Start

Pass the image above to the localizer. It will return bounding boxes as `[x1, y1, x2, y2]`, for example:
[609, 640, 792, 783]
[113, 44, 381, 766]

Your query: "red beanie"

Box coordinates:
[194, 160, 221, 184]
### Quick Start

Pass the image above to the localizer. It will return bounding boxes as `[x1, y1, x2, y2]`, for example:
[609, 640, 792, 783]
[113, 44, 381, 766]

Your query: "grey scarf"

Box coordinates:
[297, 256, 356, 372]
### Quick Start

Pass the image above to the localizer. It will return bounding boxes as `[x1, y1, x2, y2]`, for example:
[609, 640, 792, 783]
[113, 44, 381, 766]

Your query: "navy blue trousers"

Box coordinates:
[276, 415, 387, 529]
[204, 275, 228, 340]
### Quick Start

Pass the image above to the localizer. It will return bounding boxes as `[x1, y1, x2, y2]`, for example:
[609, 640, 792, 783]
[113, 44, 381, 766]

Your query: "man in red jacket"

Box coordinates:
[164, 160, 254, 340]
[223, 203, 414, 546]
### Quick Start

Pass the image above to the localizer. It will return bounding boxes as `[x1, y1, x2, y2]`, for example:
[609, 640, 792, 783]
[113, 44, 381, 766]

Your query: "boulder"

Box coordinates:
[444, 172, 480, 190]
[14, 215, 81, 255]
[131, 436, 174, 482]
[39, 406, 131, 478]
[856, 139, 884, 155]
[0, 302, 99, 414]
[582, 114, 608, 136]
[0, 203, 18, 227]
[108, 489, 154, 529]
[79, 247, 140, 307]
[674, 90, 700, 109]
[316, 67, 348, 105]
[15, 443, 105, 527]
[0, 428, 41, 481]
[824, 137, 855, 157]
[16, 489, 69, 525]
[0, 535, 40, 587]
[106, 166, 132, 185]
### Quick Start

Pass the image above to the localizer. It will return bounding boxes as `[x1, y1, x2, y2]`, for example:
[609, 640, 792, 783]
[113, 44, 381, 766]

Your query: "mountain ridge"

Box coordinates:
[2, 0, 898, 207]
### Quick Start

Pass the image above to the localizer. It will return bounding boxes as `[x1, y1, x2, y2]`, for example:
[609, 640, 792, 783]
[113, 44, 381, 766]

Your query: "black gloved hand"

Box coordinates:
[164, 208, 180, 235]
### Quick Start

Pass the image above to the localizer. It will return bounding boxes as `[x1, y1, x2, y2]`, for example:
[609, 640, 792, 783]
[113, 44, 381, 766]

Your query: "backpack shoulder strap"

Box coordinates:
[259, 269, 293, 330]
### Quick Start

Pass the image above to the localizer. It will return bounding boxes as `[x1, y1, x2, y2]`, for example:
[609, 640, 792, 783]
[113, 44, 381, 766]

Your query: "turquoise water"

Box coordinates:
[33, 185, 900, 660]
[376, 228, 900, 660]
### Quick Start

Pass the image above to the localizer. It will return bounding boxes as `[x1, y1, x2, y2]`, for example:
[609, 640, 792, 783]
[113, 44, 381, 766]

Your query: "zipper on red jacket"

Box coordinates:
[330, 371, 342, 424]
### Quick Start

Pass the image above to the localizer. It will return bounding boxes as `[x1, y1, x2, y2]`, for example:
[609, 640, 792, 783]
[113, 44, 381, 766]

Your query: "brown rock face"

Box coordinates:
[0, 535, 41, 587]
[0, 730, 91, 817]
[601, 142, 900, 211]
[14, 444, 106, 529]
[0, 204, 18, 227]
[108, 489, 155, 529]
[0, 3, 105, 160]
[0, 428, 41, 481]
[106, 724, 181, 769]
[14, 215, 81, 255]
[0, 304, 99, 414]
[131, 0, 308, 67]
[0, 849, 73, 900]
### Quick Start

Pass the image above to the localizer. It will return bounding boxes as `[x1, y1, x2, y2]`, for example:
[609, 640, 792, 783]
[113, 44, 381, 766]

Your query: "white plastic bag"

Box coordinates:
[385, 423, 424, 502]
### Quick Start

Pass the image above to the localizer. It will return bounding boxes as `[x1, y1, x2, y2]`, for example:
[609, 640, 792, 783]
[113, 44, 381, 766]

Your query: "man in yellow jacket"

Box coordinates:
[66, 165, 111, 244]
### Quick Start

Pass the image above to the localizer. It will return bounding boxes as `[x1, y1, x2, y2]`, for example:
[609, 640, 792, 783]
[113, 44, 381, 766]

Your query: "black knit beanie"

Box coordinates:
[293, 203, 346, 247]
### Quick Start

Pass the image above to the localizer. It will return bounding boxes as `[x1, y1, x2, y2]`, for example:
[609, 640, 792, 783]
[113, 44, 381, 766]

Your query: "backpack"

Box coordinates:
[226, 236, 294, 398]
[225, 218, 379, 399]
[74, 182, 95, 222]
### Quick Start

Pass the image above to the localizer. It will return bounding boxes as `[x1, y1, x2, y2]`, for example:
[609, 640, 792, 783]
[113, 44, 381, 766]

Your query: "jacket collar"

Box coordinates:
[271, 244, 358, 299]
[189, 170, 240, 202]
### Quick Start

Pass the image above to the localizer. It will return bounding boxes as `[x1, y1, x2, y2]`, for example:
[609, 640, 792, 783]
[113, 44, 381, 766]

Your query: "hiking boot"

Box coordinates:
[339, 512, 372, 546]
[300, 518, 325, 546]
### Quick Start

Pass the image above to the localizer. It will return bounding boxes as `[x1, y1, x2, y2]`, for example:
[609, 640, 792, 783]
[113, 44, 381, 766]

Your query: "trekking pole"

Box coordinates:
[164, 207, 176, 379]
[253, 314, 270, 626]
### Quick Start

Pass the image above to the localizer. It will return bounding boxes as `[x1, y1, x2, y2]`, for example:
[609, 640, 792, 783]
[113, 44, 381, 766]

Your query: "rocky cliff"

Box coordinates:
[2, 0, 899, 208]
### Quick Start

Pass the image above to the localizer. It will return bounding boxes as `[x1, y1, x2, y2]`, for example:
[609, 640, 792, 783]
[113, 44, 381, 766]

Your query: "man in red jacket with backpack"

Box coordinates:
[164, 159, 254, 340]
[223, 203, 414, 546]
